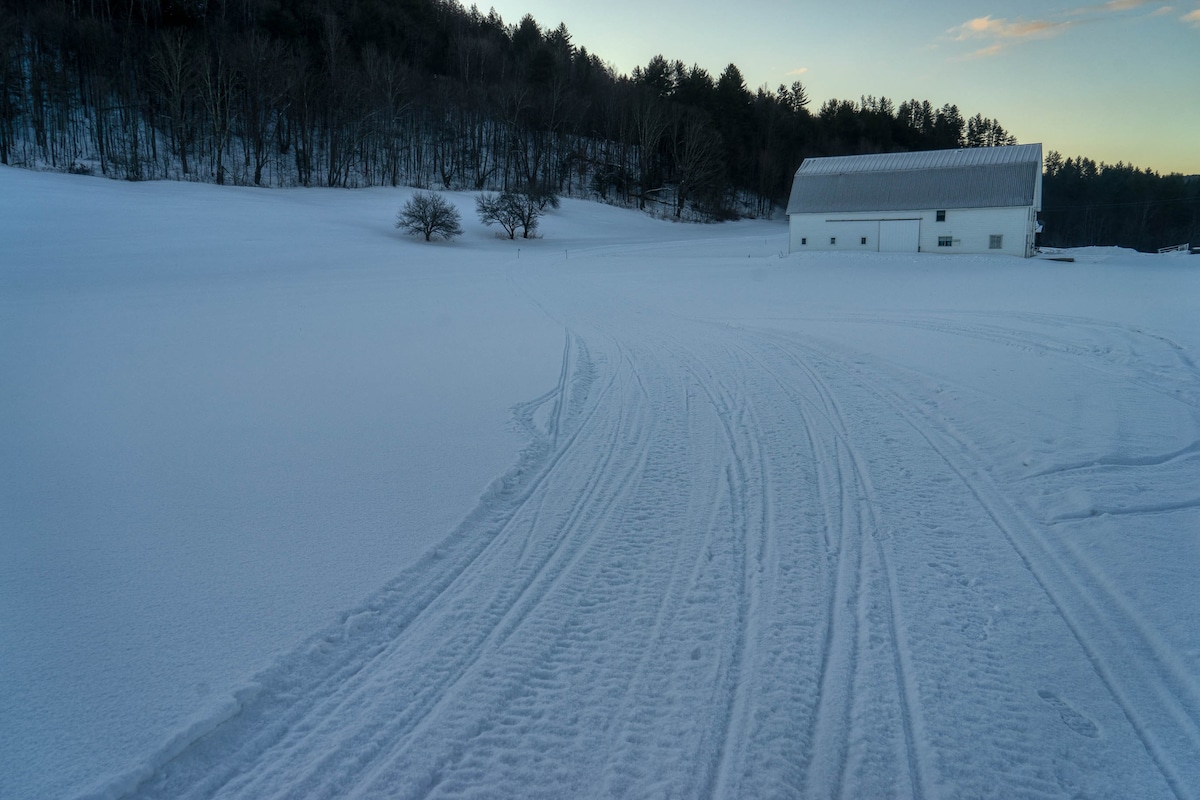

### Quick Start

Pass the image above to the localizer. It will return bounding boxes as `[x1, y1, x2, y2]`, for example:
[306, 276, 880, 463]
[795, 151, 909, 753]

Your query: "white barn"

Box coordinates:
[786, 144, 1043, 257]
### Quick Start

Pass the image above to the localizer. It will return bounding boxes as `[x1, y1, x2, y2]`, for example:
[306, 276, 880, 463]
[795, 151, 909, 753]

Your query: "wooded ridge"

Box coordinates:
[1, 0, 1195, 247]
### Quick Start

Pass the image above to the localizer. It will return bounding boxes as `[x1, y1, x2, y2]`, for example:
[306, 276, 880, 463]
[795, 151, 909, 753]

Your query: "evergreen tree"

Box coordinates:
[11, 0, 1190, 244]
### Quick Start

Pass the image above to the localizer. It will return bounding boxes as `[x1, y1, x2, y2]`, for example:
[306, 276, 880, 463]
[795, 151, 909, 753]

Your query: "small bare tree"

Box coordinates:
[476, 192, 520, 239]
[396, 192, 463, 241]
[476, 191, 541, 239]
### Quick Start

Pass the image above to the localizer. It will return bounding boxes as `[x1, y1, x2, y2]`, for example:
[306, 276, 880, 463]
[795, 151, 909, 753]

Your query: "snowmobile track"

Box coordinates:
[114, 272, 1196, 800]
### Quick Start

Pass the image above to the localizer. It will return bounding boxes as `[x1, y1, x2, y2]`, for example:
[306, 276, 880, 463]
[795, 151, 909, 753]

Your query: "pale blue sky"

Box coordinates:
[484, 0, 1200, 174]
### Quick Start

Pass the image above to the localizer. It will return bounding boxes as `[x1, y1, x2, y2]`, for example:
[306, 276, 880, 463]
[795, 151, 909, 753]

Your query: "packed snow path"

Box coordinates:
[119, 254, 1200, 800]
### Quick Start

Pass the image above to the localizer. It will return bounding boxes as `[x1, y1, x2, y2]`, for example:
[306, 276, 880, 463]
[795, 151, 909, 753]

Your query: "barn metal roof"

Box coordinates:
[786, 144, 1042, 214]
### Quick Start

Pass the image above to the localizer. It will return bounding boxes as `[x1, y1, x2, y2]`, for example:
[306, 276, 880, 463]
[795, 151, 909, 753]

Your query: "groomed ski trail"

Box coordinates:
[109, 252, 1198, 800]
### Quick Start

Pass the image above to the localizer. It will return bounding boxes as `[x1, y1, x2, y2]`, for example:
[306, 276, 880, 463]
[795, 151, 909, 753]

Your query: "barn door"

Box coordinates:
[879, 219, 920, 252]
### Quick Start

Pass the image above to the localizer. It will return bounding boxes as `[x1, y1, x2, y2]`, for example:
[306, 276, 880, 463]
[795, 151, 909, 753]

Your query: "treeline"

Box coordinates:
[1041, 152, 1199, 252]
[1, 0, 1016, 219]
[5, 0, 1190, 245]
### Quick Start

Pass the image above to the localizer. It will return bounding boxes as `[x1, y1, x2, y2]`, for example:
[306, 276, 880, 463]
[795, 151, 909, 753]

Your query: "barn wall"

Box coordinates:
[789, 206, 1035, 257]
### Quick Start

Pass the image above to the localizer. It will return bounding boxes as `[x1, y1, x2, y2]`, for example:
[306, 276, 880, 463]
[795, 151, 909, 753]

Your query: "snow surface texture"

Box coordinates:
[2, 167, 1199, 799]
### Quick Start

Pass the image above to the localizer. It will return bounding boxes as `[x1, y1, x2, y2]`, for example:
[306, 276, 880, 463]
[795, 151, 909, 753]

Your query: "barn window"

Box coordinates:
[830, 237, 837, 245]
[936, 210, 946, 222]
[860, 237, 867, 245]
[938, 236, 953, 247]
[989, 235, 1003, 249]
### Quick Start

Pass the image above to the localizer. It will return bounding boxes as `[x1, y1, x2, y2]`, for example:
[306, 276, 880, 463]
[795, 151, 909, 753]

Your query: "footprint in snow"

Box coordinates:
[1038, 689, 1100, 738]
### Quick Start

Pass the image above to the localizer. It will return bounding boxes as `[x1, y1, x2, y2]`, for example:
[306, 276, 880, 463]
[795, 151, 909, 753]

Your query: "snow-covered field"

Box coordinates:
[2, 167, 1198, 799]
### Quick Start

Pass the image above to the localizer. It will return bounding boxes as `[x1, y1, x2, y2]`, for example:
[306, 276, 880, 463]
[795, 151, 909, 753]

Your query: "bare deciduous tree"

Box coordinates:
[200, 41, 237, 184]
[476, 191, 541, 239]
[396, 191, 463, 242]
[632, 93, 667, 210]
[148, 30, 199, 175]
[671, 109, 723, 218]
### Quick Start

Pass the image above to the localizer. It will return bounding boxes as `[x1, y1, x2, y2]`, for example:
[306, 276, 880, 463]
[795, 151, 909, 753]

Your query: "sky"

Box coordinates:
[483, 0, 1200, 175]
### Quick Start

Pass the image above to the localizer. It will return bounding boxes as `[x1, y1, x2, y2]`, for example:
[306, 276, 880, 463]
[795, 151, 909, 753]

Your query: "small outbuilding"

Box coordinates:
[786, 144, 1043, 257]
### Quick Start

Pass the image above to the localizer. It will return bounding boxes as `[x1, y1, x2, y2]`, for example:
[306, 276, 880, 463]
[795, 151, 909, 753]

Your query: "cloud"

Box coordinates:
[947, 15, 1076, 56]
[951, 15, 1075, 40]
[786, 67, 809, 76]
[947, 0, 1189, 57]
[1099, 0, 1156, 10]
[964, 43, 1007, 59]
[1065, 0, 1156, 13]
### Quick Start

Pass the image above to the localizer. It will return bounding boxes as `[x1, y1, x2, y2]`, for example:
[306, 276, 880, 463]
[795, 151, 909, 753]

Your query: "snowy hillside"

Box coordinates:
[2, 167, 1198, 799]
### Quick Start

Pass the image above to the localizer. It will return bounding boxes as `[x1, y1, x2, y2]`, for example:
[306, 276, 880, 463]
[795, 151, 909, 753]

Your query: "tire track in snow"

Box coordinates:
[120, 318, 797, 799]
[688, 348, 766, 800]
[592, 338, 736, 798]
[868, 387, 1200, 800]
[725, 331, 928, 800]
[503, 273, 798, 795]
[422, 333, 677, 795]
[778, 342, 1060, 798]
[106, 265, 1194, 799]
[547, 330, 574, 448]
[856, 331, 1200, 717]
[807, 311, 1200, 410]
[263, 340, 656, 797]
[760, 326, 1197, 800]
[120, 334, 651, 798]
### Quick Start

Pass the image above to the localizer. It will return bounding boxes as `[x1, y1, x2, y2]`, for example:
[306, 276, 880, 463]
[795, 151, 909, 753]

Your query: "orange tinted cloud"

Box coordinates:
[951, 15, 1075, 40]
[1065, 0, 1157, 13]
[1100, 0, 1156, 10]
[948, 15, 1076, 55]
[966, 43, 1006, 59]
[949, 0, 1187, 57]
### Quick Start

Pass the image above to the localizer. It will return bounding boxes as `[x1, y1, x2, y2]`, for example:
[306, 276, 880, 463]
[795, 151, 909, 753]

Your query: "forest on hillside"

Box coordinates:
[1040, 153, 1199, 252]
[1, 0, 1196, 247]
